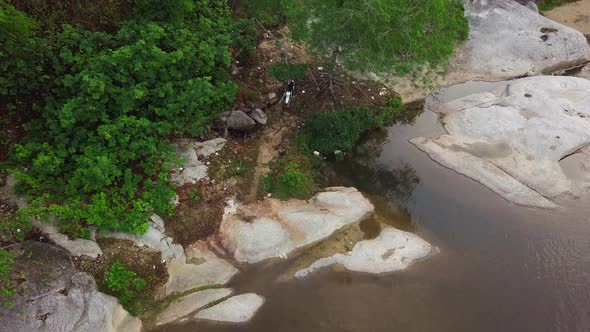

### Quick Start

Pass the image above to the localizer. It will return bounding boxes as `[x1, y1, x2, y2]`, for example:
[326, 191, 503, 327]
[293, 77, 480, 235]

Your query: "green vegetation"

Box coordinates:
[0, 210, 33, 244]
[2, 0, 237, 235]
[0, 248, 15, 307]
[106, 262, 146, 316]
[268, 64, 309, 81]
[538, 0, 579, 11]
[188, 188, 200, 202]
[283, 0, 468, 74]
[240, 0, 283, 26]
[262, 162, 317, 200]
[303, 98, 403, 155]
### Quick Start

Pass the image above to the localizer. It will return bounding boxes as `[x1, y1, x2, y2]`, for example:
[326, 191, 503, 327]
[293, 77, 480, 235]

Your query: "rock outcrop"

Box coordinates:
[156, 288, 233, 326]
[103, 215, 238, 297]
[219, 187, 374, 263]
[170, 138, 226, 186]
[0, 241, 141, 332]
[411, 76, 590, 208]
[378, 0, 590, 102]
[295, 227, 435, 278]
[194, 293, 264, 323]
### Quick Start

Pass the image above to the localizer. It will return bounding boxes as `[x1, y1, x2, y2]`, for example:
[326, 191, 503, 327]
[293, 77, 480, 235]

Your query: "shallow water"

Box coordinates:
[157, 83, 590, 332]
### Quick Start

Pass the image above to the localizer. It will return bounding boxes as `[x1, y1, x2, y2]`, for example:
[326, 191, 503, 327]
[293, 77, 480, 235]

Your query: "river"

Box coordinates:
[157, 82, 590, 332]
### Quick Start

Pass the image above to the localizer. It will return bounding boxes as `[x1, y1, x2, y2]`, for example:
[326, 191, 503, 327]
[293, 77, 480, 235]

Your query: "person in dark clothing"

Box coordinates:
[285, 80, 295, 104]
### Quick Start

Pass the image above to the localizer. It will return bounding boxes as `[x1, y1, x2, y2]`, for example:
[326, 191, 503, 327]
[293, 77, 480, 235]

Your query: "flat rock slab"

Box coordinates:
[295, 227, 434, 278]
[412, 76, 590, 208]
[194, 293, 264, 323]
[156, 288, 232, 326]
[219, 187, 374, 263]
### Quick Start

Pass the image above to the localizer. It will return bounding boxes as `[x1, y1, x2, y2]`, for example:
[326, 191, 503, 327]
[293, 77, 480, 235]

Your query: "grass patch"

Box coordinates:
[261, 162, 317, 200]
[268, 64, 309, 81]
[0, 248, 15, 307]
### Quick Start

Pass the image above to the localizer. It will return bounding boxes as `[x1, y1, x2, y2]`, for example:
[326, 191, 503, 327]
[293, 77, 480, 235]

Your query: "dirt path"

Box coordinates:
[247, 107, 298, 202]
[545, 0, 590, 35]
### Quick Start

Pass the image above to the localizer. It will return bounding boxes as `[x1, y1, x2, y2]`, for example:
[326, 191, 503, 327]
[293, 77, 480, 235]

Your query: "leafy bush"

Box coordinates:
[106, 262, 146, 316]
[374, 97, 404, 127]
[262, 162, 316, 199]
[0, 248, 15, 307]
[6, 1, 237, 234]
[241, 0, 283, 26]
[231, 18, 258, 62]
[268, 64, 309, 81]
[284, 0, 468, 75]
[304, 108, 376, 155]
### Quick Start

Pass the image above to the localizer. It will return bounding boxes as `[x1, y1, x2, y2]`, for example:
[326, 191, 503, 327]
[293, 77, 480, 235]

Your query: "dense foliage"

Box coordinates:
[2, 0, 237, 235]
[106, 262, 146, 315]
[303, 97, 403, 155]
[283, 0, 468, 74]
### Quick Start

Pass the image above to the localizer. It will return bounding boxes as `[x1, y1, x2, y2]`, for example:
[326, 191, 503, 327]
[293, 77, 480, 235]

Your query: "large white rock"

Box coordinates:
[457, 0, 590, 80]
[373, 0, 590, 102]
[103, 215, 238, 297]
[295, 227, 435, 278]
[194, 293, 264, 323]
[412, 76, 590, 208]
[169, 138, 226, 186]
[219, 187, 374, 263]
[156, 288, 232, 326]
[0, 242, 141, 332]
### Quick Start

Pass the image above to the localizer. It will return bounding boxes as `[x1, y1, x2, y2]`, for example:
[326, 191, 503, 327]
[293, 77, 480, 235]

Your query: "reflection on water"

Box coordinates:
[157, 100, 590, 332]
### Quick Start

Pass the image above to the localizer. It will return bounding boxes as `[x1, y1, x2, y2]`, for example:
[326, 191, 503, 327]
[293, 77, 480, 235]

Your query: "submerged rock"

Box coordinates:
[295, 227, 434, 278]
[156, 288, 232, 326]
[412, 76, 590, 208]
[219, 187, 374, 263]
[194, 293, 264, 323]
[0, 241, 141, 332]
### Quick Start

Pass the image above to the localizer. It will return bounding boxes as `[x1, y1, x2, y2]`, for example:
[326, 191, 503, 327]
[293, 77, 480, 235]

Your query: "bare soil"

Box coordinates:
[545, 0, 590, 35]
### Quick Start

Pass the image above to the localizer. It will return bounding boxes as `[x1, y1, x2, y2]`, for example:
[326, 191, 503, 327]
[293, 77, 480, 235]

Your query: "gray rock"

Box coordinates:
[230, 64, 239, 76]
[525, 1, 539, 13]
[194, 293, 264, 323]
[169, 141, 209, 185]
[458, 0, 590, 80]
[195, 138, 226, 157]
[219, 187, 374, 263]
[267, 92, 277, 101]
[156, 288, 232, 326]
[295, 227, 435, 278]
[249, 109, 267, 125]
[0, 241, 141, 332]
[411, 76, 590, 208]
[219, 110, 257, 131]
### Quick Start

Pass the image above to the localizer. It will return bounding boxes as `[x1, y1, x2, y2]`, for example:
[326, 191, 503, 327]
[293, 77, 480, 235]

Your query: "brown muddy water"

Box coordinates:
[156, 82, 590, 332]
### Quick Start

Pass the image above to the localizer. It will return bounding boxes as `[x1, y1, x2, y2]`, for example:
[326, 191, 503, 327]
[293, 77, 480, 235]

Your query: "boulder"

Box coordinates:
[249, 109, 268, 125]
[411, 76, 590, 208]
[454, 0, 590, 80]
[156, 288, 232, 326]
[102, 215, 238, 297]
[194, 293, 264, 323]
[169, 142, 208, 186]
[219, 187, 374, 263]
[295, 227, 435, 278]
[0, 241, 141, 332]
[218, 110, 257, 131]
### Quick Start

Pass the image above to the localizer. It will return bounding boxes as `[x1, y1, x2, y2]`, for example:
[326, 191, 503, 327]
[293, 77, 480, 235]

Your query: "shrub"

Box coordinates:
[374, 97, 404, 127]
[268, 64, 308, 81]
[241, 0, 283, 26]
[304, 108, 376, 155]
[106, 262, 146, 316]
[0, 248, 15, 307]
[284, 0, 469, 75]
[262, 162, 316, 199]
